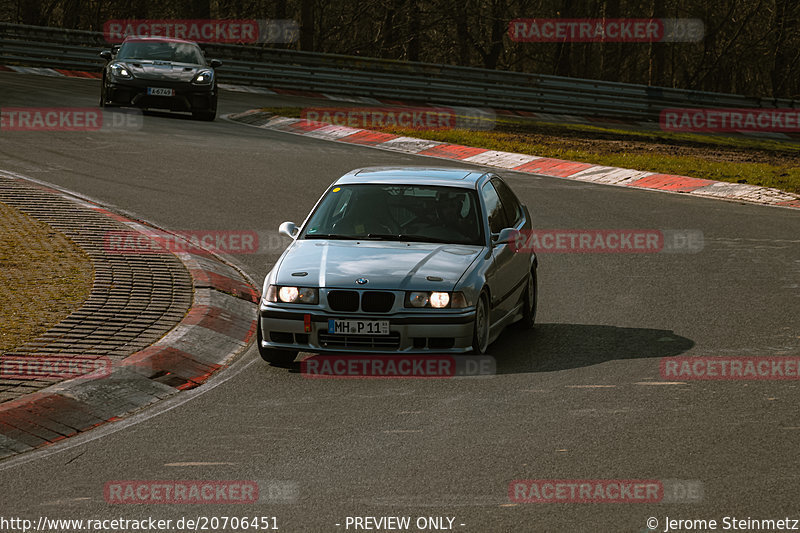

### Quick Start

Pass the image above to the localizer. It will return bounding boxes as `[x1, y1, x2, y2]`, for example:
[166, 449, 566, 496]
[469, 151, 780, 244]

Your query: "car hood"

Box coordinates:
[275, 240, 483, 291]
[123, 60, 203, 82]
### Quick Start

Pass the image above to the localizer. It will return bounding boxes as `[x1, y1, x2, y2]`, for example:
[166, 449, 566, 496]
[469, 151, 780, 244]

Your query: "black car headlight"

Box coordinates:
[192, 69, 214, 85]
[109, 63, 132, 79]
[266, 285, 319, 304]
[405, 291, 467, 309]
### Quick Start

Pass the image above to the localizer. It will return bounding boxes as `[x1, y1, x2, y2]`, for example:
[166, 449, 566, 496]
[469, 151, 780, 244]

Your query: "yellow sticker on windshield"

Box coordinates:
[332, 187, 341, 192]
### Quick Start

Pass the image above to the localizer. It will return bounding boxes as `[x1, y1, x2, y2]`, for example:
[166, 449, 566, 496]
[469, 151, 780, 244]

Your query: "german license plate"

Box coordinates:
[147, 87, 175, 96]
[328, 319, 389, 335]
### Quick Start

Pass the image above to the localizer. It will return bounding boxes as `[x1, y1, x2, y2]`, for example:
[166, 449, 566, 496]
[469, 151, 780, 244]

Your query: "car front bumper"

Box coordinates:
[106, 78, 216, 111]
[258, 305, 476, 354]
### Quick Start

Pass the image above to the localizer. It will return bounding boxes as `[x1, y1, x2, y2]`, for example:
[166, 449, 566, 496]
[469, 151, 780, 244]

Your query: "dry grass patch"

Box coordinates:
[0, 202, 93, 351]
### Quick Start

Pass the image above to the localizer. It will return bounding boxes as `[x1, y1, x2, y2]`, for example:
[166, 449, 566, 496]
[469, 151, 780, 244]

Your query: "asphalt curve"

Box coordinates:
[1, 71, 799, 532]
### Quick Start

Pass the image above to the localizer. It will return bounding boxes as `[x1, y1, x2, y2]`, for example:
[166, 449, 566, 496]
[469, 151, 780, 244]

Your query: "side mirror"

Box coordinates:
[279, 221, 298, 239]
[99, 50, 113, 61]
[491, 227, 519, 247]
[209, 59, 222, 68]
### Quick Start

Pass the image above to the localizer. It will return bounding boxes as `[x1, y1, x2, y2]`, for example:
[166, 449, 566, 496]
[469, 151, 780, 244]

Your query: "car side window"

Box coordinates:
[481, 182, 508, 234]
[492, 177, 523, 227]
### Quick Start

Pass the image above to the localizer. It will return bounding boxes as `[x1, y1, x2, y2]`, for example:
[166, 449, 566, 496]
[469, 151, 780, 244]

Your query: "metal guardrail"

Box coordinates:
[1, 21, 797, 120]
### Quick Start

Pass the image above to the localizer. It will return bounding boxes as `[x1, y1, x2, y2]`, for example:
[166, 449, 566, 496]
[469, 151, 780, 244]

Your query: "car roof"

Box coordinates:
[335, 167, 488, 188]
[121, 35, 199, 45]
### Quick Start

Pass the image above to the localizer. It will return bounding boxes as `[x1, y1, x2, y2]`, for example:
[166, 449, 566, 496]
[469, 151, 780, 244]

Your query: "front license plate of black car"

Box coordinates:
[147, 87, 175, 96]
[328, 319, 389, 335]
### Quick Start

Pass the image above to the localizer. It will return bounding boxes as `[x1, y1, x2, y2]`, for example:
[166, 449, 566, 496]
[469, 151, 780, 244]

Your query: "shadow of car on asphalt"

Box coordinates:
[491, 323, 694, 374]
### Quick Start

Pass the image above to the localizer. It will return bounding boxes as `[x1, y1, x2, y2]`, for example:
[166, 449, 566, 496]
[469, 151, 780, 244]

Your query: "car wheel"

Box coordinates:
[517, 268, 537, 330]
[471, 291, 490, 354]
[257, 316, 298, 366]
[192, 109, 216, 121]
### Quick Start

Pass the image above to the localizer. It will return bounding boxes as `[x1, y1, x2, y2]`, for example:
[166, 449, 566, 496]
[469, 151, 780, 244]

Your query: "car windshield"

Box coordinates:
[301, 184, 484, 245]
[116, 41, 206, 64]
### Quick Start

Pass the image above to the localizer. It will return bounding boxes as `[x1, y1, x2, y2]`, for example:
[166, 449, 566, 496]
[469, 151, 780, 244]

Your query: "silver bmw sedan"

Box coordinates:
[257, 166, 538, 365]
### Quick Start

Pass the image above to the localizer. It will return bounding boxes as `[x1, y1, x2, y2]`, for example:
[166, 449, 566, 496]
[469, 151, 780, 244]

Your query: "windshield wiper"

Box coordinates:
[303, 233, 362, 240]
[366, 233, 450, 243]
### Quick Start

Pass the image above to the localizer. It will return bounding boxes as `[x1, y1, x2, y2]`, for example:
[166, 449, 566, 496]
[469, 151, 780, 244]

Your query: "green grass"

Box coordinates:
[260, 107, 800, 194]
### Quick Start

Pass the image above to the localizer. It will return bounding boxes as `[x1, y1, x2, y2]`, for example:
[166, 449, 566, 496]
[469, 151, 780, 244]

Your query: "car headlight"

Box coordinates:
[192, 69, 214, 85]
[430, 292, 450, 308]
[109, 63, 132, 79]
[266, 285, 318, 304]
[405, 291, 467, 309]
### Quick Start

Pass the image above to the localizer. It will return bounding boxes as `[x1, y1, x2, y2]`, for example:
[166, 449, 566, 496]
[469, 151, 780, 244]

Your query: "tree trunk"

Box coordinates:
[300, 0, 314, 51]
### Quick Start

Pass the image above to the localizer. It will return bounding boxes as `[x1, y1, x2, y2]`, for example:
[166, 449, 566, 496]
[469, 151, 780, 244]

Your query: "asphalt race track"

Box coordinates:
[1, 71, 799, 532]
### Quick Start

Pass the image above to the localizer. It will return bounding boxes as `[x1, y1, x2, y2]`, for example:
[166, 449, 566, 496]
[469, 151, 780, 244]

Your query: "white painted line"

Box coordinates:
[463, 150, 540, 168]
[634, 382, 687, 386]
[164, 462, 236, 466]
[565, 384, 616, 388]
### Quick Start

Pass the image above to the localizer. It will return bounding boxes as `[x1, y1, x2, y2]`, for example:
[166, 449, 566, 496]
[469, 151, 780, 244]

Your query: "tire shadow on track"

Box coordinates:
[492, 323, 693, 374]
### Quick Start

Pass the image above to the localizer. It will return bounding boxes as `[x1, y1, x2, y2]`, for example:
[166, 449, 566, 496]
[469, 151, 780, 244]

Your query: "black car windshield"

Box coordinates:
[117, 41, 206, 64]
[301, 184, 484, 245]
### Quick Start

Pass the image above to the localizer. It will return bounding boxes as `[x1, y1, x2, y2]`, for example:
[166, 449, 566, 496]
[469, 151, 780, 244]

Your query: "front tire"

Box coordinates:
[471, 292, 490, 354]
[192, 93, 217, 121]
[192, 109, 216, 121]
[99, 81, 107, 107]
[257, 316, 298, 366]
[517, 268, 538, 330]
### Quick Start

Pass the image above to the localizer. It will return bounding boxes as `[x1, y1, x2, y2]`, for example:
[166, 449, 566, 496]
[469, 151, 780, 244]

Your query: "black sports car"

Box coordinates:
[99, 36, 221, 121]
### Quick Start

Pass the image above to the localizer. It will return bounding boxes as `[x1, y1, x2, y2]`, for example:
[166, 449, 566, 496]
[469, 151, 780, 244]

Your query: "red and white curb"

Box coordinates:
[0, 64, 102, 79]
[0, 171, 258, 459]
[227, 110, 800, 210]
[4, 63, 798, 141]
